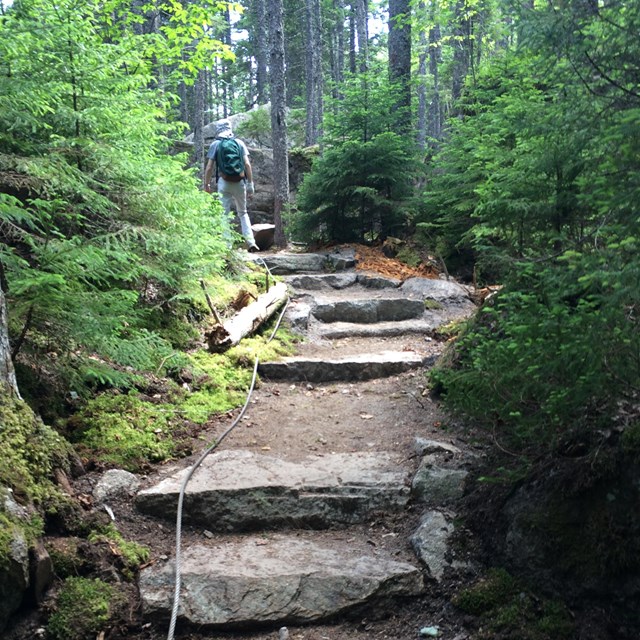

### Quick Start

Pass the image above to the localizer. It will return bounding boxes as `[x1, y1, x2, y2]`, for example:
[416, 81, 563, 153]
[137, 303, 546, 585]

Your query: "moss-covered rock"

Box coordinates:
[0, 387, 73, 631]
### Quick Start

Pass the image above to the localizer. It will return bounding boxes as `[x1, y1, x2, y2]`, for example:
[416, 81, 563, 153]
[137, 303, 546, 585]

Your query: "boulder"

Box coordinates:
[0, 489, 30, 631]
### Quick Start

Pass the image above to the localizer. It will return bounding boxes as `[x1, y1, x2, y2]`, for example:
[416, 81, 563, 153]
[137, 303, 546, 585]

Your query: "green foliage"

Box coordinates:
[0, 0, 234, 403]
[431, 246, 640, 450]
[454, 568, 574, 639]
[47, 577, 120, 640]
[425, 1, 640, 456]
[293, 132, 416, 244]
[235, 106, 272, 146]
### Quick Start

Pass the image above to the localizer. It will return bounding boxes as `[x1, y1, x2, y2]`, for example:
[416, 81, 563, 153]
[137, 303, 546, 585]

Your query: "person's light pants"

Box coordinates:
[217, 177, 256, 247]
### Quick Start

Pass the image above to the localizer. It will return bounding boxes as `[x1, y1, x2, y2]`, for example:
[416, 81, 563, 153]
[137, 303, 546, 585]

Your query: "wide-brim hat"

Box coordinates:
[215, 119, 234, 138]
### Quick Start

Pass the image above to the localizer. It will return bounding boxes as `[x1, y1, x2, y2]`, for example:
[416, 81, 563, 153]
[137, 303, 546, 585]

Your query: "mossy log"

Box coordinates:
[206, 281, 288, 353]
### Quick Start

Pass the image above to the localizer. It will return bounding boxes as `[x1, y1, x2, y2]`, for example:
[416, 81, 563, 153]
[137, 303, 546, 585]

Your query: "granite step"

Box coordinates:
[258, 350, 433, 382]
[135, 450, 410, 532]
[139, 533, 424, 629]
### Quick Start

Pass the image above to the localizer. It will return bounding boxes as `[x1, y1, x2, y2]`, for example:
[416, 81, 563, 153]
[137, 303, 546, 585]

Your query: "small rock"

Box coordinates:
[419, 626, 440, 637]
[94, 469, 140, 504]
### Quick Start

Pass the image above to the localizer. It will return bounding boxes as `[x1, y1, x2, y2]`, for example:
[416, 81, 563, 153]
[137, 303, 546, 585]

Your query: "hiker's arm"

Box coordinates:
[244, 154, 255, 196]
[244, 155, 253, 183]
[204, 158, 214, 193]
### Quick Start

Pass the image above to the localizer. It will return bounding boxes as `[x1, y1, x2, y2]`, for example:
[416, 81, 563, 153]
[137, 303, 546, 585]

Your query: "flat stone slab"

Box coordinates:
[139, 535, 424, 628]
[252, 252, 354, 274]
[136, 450, 409, 531]
[312, 298, 425, 323]
[313, 318, 438, 340]
[400, 277, 472, 305]
[258, 351, 429, 382]
[284, 273, 358, 290]
[356, 273, 402, 289]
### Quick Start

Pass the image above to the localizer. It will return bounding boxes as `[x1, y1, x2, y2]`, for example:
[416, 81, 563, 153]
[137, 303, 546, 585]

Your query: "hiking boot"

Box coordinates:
[248, 244, 260, 253]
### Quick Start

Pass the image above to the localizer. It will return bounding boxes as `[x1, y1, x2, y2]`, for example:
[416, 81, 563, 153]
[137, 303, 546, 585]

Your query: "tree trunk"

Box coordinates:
[416, 2, 428, 150]
[222, 7, 233, 117]
[193, 70, 205, 179]
[253, 0, 269, 104]
[268, 0, 290, 247]
[305, 0, 323, 146]
[428, 14, 442, 146]
[388, 0, 411, 134]
[354, 0, 368, 72]
[348, 3, 357, 74]
[0, 285, 19, 397]
[451, 0, 471, 104]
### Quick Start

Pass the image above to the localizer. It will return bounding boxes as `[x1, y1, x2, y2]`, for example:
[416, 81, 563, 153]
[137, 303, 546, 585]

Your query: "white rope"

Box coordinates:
[166, 357, 259, 640]
[166, 284, 291, 639]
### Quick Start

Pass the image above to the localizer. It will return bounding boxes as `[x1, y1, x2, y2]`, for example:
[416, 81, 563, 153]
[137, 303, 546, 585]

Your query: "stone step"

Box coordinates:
[136, 450, 409, 532]
[258, 350, 431, 382]
[284, 272, 401, 291]
[250, 249, 356, 275]
[313, 318, 437, 340]
[139, 534, 424, 629]
[312, 297, 425, 324]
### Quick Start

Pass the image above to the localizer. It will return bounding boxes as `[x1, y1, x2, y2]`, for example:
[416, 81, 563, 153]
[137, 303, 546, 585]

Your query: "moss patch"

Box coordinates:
[88, 524, 149, 580]
[0, 390, 72, 505]
[454, 568, 574, 639]
[68, 391, 179, 471]
[47, 577, 120, 640]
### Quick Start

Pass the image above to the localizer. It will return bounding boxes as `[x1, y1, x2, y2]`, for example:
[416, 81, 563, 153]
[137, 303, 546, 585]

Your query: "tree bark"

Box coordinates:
[354, 0, 368, 72]
[305, 0, 323, 145]
[268, 0, 290, 247]
[451, 0, 471, 104]
[253, 0, 269, 104]
[0, 285, 19, 397]
[388, 0, 412, 133]
[193, 70, 205, 179]
[428, 9, 442, 147]
[206, 282, 288, 352]
[348, 3, 357, 74]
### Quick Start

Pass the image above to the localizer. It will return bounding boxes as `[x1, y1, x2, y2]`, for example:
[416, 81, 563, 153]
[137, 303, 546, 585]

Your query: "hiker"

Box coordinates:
[204, 119, 259, 252]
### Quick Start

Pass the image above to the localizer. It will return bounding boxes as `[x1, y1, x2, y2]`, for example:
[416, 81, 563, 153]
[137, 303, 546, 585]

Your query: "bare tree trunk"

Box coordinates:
[305, 0, 323, 145]
[451, 0, 471, 104]
[193, 70, 205, 179]
[388, 0, 411, 133]
[253, 0, 269, 104]
[428, 15, 442, 145]
[222, 7, 233, 117]
[354, 0, 368, 72]
[416, 2, 428, 150]
[0, 285, 19, 397]
[268, 0, 290, 247]
[348, 3, 356, 74]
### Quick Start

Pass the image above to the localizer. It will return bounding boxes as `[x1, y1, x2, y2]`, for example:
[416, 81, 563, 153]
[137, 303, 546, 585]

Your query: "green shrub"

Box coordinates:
[293, 132, 416, 244]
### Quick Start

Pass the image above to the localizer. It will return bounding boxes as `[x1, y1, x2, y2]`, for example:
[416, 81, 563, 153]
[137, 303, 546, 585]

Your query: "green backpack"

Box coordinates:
[216, 138, 245, 182]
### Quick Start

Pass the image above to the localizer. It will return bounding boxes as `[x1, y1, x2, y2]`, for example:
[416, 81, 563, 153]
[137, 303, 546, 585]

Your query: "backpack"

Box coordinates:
[216, 138, 245, 182]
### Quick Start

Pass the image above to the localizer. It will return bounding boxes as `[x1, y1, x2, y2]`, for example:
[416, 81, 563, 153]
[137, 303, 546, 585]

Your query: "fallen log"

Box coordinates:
[206, 281, 289, 353]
